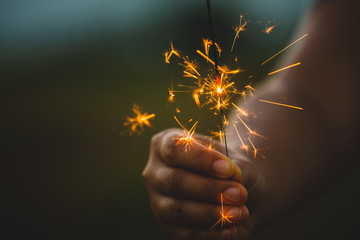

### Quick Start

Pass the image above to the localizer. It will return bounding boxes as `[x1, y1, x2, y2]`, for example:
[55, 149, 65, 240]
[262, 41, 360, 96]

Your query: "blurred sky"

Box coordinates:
[8, 1, 359, 239]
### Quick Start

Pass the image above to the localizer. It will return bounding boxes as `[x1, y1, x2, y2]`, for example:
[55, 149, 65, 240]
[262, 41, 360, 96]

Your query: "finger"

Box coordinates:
[158, 129, 242, 182]
[152, 193, 249, 227]
[160, 223, 239, 240]
[154, 167, 248, 205]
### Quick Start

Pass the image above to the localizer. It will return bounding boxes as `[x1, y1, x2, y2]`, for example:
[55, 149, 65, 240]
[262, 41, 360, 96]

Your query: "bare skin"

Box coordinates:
[143, 0, 359, 239]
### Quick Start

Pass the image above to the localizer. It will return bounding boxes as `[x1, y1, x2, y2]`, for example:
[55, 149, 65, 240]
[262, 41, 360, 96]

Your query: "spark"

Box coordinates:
[231, 15, 248, 52]
[245, 84, 256, 97]
[263, 24, 277, 34]
[203, 38, 213, 58]
[258, 99, 303, 110]
[193, 92, 202, 109]
[206, 138, 215, 150]
[196, 50, 215, 65]
[261, 34, 308, 65]
[168, 85, 175, 102]
[183, 71, 199, 79]
[268, 62, 301, 75]
[180, 57, 201, 77]
[214, 42, 222, 57]
[164, 41, 181, 64]
[233, 124, 249, 152]
[210, 193, 232, 230]
[173, 116, 199, 152]
[124, 104, 155, 135]
[209, 129, 225, 144]
[231, 102, 248, 116]
[248, 137, 257, 159]
[236, 114, 268, 140]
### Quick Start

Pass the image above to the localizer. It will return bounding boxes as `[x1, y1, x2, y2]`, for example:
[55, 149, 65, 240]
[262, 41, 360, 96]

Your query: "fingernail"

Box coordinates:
[227, 207, 242, 222]
[224, 187, 241, 202]
[213, 160, 230, 176]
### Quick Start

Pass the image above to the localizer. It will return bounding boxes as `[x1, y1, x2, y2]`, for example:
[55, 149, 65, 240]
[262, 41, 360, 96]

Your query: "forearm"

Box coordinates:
[229, 0, 359, 229]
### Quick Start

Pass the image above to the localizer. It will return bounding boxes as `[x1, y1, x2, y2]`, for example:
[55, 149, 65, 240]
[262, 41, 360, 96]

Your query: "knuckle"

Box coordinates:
[164, 169, 182, 194]
[160, 197, 184, 221]
[192, 147, 205, 168]
[203, 181, 217, 199]
[163, 136, 180, 164]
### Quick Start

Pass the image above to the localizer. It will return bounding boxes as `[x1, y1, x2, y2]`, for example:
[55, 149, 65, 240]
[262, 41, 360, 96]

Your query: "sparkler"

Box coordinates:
[123, 104, 155, 135]
[141, 0, 308, 234]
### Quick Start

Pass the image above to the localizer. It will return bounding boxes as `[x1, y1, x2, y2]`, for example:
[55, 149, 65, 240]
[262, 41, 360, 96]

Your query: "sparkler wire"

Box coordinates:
[206, 0, 229, 157]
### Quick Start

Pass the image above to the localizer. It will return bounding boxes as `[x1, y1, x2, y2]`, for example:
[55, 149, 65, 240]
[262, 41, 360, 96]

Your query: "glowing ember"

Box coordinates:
[124, 104, 155, 135]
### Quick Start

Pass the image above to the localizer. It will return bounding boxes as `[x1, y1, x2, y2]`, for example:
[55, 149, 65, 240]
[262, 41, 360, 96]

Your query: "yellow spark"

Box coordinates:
[210, 193, 232, 230]
[217, 65, 243, 75]
[180, 57, 201, 76]
[196, 50, 215, 65]
[203, 38, 213, 58]
[209, 129, 224, 144]
[245, 84, 256, 97]
[175, 107, 181, 113]
[193, 92, 202, 109]
[207, 138, 215, 150]
[233, 124, 249, 152]
[164, 41, 181, 64]
[248, 137, 257, 159]
[236, 114, 268, 140]
[183, 71, 199, 79]
[268, 62, 301, 75]
[263, 24, 277, 34]
[231, 15, 248, 52]
[214, 42, 222, 57]
[124, 104, 155, 135]
[168, 87, 175, 102]
[174, 116, 198, 152]
[231, 102, 248, 116]
[261, 34, 308, 65]
[258, 99, 303, 110]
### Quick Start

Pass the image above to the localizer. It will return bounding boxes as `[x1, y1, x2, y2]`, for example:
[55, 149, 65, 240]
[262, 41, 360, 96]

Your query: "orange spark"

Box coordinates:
[263, 24, 277, 34]
[268, 62, 301, 75]
[196, 50, 215, 65]
[124, 104, 155, 135]
[210, 193, 232, 230]
[236, 114, 268, 140]
[231, 15, 248, 52]
[174, 116, 198, 152]
[231, 102, 248, 116]
[209, 129, 225, 144]
[261, 34, 308, 65]
[168, 87, 175, 102]
[193, 92, 201, 109]
[180, 57, 201, 77]
[214, 42, 222, 57]
[203, 38, 213, 58]
[164, 41, 181, 63]
[248, 137, 257, 159]
[258, 99, 303, 110]
[245, 84, 256, 97]
[233, 124, 249, 152]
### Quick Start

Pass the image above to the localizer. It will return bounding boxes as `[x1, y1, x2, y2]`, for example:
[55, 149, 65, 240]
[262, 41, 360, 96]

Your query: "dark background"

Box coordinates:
[2, 0, 359, 239]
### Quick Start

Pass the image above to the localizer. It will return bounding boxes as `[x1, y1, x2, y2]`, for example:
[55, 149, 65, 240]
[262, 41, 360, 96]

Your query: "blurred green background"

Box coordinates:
[2, 0, 358, 239]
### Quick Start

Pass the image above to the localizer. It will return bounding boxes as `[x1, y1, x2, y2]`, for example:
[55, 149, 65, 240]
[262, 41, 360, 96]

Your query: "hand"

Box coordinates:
[143, 128, 251, 239]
